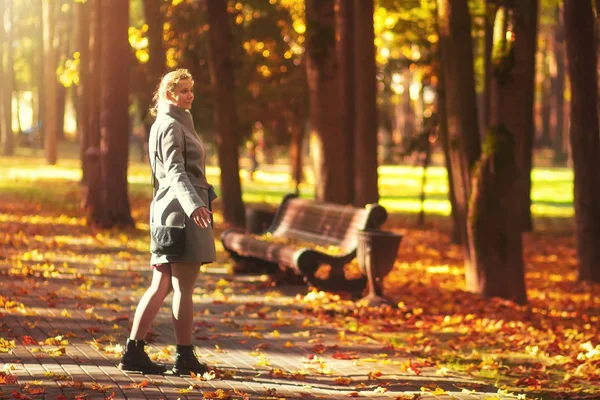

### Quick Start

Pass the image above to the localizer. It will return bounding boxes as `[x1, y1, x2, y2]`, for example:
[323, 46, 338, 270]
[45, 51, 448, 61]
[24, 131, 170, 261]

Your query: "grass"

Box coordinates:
[1, 141, 574, 221]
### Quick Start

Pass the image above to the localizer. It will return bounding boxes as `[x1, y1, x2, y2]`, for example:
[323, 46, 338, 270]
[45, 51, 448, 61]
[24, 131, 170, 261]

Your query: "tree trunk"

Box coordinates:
[205, 0, 246, 228]
[402, 69, 414, 145]
[289, 115, 305, 195]
[468, 127, 527, 304]
[36, 0, 44, 149]
[76, 0, 90, 184]
[469, 1, 534, 302]
[305, 0, 351, 204]
[14, 83, 22, 135]
[595, 0, 600, 121]
[511, 0, 538, 232]
[55, 2, 71, 141]
[2, 0, 15, 156]
[84, 0, 102, 211]
[0, 0, 6, 153]
[564, 0, 600, 284]
[434, 50, 461, 244]
[483, 0, 496, 139]
[336, 0, 355, 205]
[539, 41, 552, 148]
[93, 0, 133, 227]
[141, 0, 166, 154]
[437, 0, 481, 276]
[552, 2, 567, 165]
[143, 0, 165, 83]
[353, 0, 379, 206]
[43, 0, 58, 165]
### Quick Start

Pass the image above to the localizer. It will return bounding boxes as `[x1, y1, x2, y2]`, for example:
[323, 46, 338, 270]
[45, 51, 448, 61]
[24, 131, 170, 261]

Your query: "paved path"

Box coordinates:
[0, 253, 520, 400]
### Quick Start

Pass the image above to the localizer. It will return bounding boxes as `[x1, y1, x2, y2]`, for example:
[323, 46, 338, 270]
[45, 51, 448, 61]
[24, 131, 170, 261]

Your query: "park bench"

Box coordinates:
[221, 194, 391, 296]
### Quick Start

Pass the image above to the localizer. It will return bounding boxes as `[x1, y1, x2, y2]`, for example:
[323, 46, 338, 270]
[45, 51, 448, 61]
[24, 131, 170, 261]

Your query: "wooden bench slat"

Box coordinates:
[221, 194, 388, 292]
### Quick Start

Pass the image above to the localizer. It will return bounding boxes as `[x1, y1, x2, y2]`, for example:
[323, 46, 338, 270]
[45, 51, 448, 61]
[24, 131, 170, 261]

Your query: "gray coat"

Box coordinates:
[149, 102, 216, 265]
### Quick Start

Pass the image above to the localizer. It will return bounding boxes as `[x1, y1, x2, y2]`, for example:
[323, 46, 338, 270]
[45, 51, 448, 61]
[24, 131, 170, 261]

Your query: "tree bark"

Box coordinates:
[437, 0, 481, 276]
[402, 69, 414, 144]
[552, 2, 567, 165]
[36, 0, 44, 149]
[43, 0, 58, 165]
[540, 51, 552, 148]
[76, 0, 90, 184]
[88, 0, 133, 228]
[468, 1, 534, 302]
[143, 0, 165, 83]
[336, 0, 355, 205]
[483, 0, 496, 138]
[289, 114, 305, 195]
[509, 0, 538, 232]
[84, 0, 102, 211]
[353, 0, 379, 206]
[141, 0, 166, 150]
[434, 51, 461, 244]
[55, 2, 71, 141]
[564, 0, 600, 284]
[468, 127, 527, 304]
[2, 0, 15, 156]
[0, 0, 6, 153]
[205, 0, 246, 228]
[305, 0, 351, 204]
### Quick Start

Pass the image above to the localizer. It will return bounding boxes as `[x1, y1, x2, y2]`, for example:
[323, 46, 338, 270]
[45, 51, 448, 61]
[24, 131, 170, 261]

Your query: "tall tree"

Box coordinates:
[483, 0, 497, 137]
[353, 0, 379, 207]
[564, 0, 600, 283]
[0, 0, 6, 154]
[336, 0, 355, 205]
[55, 0, 72, 141]
[503, 0, 538, 232]
[2, 0, 14, 156]
[75, 0, 90, 183]
[88, 0, 133, 228]
[437, 0, 481, 279]
[552, 2, 566, 165]
[84, 0, 102, 210]
[143, 0, 165, 85]
[305, 0, 351, 204]
[35, 0, 44, 149]
[43, 0, 58, 165]
[205, 0, 246, 228]
[464, 1, 537, 304]
[141, 0, 166, 143]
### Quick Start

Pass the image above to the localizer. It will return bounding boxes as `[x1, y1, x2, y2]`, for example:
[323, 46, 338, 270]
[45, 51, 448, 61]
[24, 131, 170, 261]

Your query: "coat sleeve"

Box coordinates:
[159, 122, 206, 217]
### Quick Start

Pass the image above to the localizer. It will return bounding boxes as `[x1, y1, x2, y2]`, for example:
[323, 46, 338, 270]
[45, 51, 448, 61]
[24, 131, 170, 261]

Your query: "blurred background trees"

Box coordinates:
[1, 0, 598, 300]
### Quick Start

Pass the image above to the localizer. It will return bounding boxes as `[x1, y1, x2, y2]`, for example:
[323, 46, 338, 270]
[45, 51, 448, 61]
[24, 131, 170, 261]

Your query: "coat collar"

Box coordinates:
[157, 102, 195, 133]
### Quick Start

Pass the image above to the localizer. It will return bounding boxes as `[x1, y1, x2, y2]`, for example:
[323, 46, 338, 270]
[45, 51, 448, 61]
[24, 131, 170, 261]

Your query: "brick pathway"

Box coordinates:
[1, 244, 521, 400]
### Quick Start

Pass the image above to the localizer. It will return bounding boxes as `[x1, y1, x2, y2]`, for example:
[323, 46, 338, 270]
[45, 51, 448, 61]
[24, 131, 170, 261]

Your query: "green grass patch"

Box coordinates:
[0, 149, 574, 219]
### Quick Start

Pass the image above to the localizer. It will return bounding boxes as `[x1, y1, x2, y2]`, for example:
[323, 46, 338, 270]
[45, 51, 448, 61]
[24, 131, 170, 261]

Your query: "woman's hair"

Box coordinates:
[149, 68, 194, 117]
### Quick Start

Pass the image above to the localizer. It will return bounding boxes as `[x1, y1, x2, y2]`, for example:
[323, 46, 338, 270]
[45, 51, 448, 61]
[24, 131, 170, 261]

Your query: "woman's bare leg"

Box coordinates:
[129, 264, 173, 340]
[170, 263, 200, 345]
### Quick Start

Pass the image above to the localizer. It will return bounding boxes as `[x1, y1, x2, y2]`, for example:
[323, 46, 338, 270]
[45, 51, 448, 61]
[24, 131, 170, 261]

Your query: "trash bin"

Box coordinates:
[356, 229, 403, 304]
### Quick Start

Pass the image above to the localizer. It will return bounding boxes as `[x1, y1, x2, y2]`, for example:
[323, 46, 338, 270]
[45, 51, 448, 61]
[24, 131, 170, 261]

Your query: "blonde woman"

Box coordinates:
[119, 69, 216, 375]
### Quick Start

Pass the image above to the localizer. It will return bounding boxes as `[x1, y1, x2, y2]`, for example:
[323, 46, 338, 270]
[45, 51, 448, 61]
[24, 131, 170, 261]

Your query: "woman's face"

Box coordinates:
[168, 79, 194, 110]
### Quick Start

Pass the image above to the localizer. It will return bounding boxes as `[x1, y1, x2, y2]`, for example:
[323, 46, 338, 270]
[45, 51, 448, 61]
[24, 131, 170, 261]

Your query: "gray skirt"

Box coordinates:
[151, 186, 217, 266]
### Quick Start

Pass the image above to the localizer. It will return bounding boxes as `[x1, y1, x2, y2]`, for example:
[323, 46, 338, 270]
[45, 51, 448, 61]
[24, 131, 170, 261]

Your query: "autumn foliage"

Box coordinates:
[1, 166, 599, 399]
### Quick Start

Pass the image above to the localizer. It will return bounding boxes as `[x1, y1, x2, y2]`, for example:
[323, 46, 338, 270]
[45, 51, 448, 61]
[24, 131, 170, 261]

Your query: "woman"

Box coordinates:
[118, 69, 216, 375]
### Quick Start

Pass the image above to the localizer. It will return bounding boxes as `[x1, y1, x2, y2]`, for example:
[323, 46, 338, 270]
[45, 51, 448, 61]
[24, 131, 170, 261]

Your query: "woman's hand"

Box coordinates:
[191, 207, 213, 228]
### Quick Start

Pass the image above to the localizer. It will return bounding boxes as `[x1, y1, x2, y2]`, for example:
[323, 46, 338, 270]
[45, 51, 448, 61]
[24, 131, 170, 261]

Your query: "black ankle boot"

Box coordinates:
[118, 339, 167, 374]
[172, 344, 209, 375]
